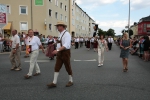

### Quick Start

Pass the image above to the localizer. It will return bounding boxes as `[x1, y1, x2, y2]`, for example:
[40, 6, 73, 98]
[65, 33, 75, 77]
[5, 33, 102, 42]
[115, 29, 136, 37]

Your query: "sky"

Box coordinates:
[76, 0, 150, 35]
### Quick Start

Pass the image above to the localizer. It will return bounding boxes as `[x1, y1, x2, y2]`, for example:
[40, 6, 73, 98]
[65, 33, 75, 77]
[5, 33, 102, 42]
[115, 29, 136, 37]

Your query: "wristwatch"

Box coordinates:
[57, 49, 60, 52]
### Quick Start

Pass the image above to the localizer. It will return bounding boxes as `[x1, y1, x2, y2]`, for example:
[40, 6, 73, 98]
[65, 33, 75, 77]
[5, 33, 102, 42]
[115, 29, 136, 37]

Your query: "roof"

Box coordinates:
[139, 15, 150, 22]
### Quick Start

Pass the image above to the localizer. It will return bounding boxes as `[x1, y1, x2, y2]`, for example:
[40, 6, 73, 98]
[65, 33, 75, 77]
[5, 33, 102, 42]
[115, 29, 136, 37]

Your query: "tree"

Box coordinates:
[106, 28, 116, 37]
[129, 29, 133, 37]
[98, 28, 105, 36]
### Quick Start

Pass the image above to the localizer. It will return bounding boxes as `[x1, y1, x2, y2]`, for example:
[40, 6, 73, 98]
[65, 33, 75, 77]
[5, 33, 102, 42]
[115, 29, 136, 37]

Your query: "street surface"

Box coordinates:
[0, 44, 150, 100]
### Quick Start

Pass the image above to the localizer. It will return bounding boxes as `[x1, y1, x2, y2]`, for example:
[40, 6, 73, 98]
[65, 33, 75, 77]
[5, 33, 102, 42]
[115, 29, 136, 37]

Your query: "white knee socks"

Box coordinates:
[69, 75, 73, 82]
[53, 72, 59, 84]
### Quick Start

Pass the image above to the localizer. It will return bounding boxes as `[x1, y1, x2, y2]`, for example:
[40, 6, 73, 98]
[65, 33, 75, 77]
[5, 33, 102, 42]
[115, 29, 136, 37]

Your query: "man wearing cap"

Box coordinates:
[47, 21, 73, 88]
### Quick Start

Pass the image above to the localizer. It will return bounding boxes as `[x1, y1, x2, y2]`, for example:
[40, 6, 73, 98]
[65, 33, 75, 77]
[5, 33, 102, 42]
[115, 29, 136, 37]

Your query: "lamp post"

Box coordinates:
[128, 0, 130, 34]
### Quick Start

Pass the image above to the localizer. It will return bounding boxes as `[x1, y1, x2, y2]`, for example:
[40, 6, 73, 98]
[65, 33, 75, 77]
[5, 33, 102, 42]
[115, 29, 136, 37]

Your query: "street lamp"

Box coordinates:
[128, 0, 130, 34]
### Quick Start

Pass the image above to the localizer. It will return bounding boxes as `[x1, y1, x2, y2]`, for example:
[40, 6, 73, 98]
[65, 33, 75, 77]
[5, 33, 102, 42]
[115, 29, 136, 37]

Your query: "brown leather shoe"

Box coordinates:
[66, 81, 73, 87]
[15, 68, 22, 71]
[47, 83, 56, 88]
[10, 67, 17, 70]
[24, 75, 31, 79]
[33, 73, 40, 76]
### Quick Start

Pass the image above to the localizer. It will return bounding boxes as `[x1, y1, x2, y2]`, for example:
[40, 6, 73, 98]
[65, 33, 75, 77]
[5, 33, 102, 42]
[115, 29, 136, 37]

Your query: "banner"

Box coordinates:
[0, 4, 7, 24]
[0, 13, 6, 23]
[35, 0, 44, 6]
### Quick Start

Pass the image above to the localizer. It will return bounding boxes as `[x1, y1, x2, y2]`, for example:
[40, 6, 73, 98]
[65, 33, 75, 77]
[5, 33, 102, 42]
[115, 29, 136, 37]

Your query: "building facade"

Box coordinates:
[74, 3, 95, 37]
[138, 15, 150, 36]
[130, 24, 138, 38]
[1, 0, 95, 37]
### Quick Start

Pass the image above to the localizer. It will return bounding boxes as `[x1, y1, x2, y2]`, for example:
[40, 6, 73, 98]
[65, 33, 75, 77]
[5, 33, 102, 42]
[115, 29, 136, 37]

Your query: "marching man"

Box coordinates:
[47, 21, 73, 88]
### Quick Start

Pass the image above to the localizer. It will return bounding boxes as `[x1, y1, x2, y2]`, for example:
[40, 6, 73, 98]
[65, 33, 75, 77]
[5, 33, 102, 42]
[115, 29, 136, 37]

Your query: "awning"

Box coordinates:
[3, 23, 11, 30]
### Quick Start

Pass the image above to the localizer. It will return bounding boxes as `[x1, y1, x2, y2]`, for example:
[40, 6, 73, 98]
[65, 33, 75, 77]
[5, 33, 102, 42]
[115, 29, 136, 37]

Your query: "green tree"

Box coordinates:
[106, 28, 116, 37]
[98, 28, 107, 36]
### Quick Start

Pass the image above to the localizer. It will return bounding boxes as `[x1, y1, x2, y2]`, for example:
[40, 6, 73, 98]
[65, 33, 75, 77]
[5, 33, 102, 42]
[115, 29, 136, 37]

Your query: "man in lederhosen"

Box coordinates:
[47, 21, 73, 88]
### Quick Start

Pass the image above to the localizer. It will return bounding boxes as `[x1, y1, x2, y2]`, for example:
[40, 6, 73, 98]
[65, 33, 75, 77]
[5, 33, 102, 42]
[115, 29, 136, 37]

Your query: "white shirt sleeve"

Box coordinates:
[15, 35, 20, 44]
[36, 37, 42, 46]
[63, 32, 71, 49]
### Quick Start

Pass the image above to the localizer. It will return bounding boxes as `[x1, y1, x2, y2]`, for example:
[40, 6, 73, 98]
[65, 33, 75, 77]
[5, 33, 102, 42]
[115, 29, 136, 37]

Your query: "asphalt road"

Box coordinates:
[0, 44, 150, 100]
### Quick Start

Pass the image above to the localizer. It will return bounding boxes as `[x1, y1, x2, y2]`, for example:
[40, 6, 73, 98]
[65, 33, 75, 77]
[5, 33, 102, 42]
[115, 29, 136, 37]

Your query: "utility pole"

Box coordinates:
[128, 0, 130, 35]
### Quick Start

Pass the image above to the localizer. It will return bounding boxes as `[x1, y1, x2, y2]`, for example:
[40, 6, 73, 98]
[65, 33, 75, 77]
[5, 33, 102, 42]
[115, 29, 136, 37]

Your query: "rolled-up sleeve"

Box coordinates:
[63, 33, 71, 49]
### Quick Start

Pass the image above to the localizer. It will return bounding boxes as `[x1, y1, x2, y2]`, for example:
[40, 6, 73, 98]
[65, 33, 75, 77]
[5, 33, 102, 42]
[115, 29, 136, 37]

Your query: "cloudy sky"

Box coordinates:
[76, 0, 150, 35]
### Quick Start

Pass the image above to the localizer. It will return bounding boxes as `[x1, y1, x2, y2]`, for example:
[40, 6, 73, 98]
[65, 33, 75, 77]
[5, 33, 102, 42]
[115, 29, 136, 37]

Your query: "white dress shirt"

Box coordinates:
[90, 38, 94, 42]
[75, 38, 79, 42]
[57, 30, 71, 50]
[108, 38, 114, 43]
[11, 34, 20, 48]
[26, 36, 41, 51]
[80, 38, 84, 42]
[85, 38, 88, 41]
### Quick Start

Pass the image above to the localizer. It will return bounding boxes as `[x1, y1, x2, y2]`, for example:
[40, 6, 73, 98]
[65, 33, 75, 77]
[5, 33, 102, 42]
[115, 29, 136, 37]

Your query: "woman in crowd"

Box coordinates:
[84, 37, 88, 46]
[139, 36, 144, 58]
[143, 36, 150, 61]
[86, 37, 91, 51]
[129, 37, 139, 55]
[0, 34, 3, 52]
[46, 35, 56, 60]
[97, 34, 108, 67]
[120, 33, 132, 72]
[93, 37, 98, 52]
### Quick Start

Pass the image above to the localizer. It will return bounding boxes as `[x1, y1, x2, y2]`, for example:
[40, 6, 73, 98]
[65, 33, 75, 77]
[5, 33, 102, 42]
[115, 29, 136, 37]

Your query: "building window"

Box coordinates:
[49, 24, 52, 30]
[147, 24, 150, 28]
[55, 12, 58, 19]
[72, 19, 75, 25]
[7, 5, 11, 14]
[60, 3, 63, 9]
[65, 16, 67, 22]
[20, 6, 27, 14]
[55, 26, 58, 31]
[144, 24, 147, 28]
[72, 9, 74, 16]
[60, 14, 63, 20]
[72, 0, 74, 5]
[65, 5, 67, 11]
[49, 9, 52, 16]
[20, 22, 28, 30]
[57, 1, 59, 6]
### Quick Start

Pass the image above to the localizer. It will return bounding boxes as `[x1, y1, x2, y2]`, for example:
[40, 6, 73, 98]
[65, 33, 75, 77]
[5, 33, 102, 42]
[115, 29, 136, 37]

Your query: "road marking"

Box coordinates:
[25, 60, 50, 62]
[25, 59, 97, 62]
[74, 59, 97, 62]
